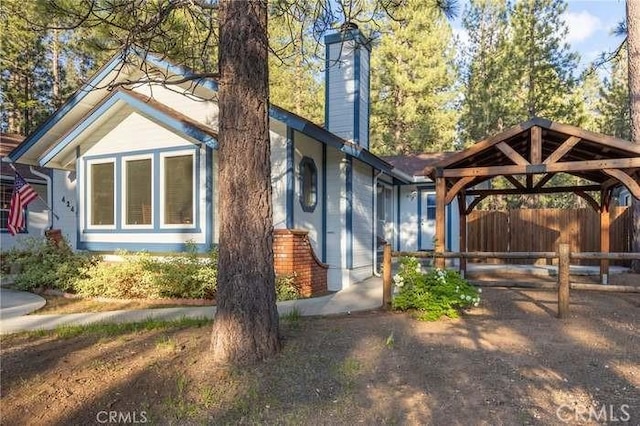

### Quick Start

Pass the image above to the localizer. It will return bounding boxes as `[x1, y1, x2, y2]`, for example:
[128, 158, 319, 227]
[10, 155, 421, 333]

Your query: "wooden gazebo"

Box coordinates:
[424, 117, 640, 283]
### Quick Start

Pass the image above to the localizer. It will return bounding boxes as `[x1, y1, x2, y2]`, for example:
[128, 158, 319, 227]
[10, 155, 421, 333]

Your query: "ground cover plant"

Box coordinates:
[392, 256, 480, 320]
[4, 238, 300, 303]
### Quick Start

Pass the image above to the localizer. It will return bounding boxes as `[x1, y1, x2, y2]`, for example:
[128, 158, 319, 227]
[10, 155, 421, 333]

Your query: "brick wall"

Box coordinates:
[273, 229, 328, 297]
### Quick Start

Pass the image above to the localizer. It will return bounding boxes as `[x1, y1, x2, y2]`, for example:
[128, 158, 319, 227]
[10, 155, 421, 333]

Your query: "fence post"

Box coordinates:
[383, 244, 392, 310]
[557, 243, 570, 319]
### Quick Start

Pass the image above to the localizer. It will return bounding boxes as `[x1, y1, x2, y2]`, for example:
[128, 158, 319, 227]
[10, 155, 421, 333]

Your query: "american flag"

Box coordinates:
[7, 173, 38, 236]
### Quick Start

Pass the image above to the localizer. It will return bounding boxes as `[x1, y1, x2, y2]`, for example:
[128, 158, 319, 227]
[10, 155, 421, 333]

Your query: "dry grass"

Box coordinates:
[31, 294, 214, 315]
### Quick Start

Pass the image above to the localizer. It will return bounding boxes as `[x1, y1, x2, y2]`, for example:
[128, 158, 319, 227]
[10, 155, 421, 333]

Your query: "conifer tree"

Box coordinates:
[369, 0, 458, 155]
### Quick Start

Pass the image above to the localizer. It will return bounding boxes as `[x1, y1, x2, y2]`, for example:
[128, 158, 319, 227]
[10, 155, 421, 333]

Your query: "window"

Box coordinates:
[1, 177, 47, 231]
[125, 158, 152, 225]
[164, 154, 194, 225]
[1, 179, 12, 230]
[426, 194, 436, 220]
[299, 157, 317, 212]
[89, 162, 115, 226]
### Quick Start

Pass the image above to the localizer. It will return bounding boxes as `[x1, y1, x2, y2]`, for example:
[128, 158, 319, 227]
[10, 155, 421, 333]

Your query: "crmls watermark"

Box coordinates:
[556, 404, 631, 423]
[95, 411, 148, 424]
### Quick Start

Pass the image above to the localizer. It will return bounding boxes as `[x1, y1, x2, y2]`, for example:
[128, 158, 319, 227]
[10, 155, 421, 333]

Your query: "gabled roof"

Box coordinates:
[9, 50, 403, 178]
[38, 88, 218, 169]
[383, 152, 456, 177]
[425, 117, 640, 184]
[424, 117, 640, 203]
[1, 134, 23, 157]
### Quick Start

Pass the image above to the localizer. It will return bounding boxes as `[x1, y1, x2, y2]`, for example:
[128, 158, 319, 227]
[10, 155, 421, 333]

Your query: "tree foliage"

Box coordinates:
[369, 0, 458, 155]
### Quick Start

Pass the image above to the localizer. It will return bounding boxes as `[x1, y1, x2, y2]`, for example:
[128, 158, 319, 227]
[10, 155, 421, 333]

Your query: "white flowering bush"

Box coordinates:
[392, 257, 480, 321]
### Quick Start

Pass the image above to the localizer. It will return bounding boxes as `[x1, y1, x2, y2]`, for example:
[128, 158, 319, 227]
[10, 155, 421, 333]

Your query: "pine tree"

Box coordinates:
[268, 4, 324, 124]
[369, 0, 458, 155]
[459, 0, 511, 145]
[597, 46, 630, 140]
[507, 0, 580, 122]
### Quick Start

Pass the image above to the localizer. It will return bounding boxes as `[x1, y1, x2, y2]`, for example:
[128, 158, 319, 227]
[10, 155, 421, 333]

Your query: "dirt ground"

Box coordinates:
[1, 287, 638, 425]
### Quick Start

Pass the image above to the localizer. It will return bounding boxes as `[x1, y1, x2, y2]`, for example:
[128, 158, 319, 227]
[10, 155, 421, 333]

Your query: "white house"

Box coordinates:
[6, 26, 459, 291]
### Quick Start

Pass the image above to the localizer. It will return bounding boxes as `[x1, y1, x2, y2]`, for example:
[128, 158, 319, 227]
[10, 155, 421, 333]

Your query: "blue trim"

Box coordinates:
[83, 227, 202, 234]
[205, 146, 213, 247]
[39, 90, 217, 167]
[75, 147, 81, 248]
[286, 127, 294, 228]
[371, 169, 375, 258]
[77, 241, 211, 253]
[324, 41, 330, 131]
[446, 203, 452, 251]
[115, 158, 122, 229]
[8, 54, 124, 162]
[324, 30, 372, 50]
[321, 144, 327, 263]
[353, 49, 361, 145]
[153, 151, 161, 227]
[269, 105, 395, 175]
[346, 157, 353, 269]
[366, 52, 371, 151]
[298, 156, 318, 213]
[417, 188, 422, 250]
[82, 146, 200, 234]
[396, 186, 401, 250]
[141, 51, 219, 92]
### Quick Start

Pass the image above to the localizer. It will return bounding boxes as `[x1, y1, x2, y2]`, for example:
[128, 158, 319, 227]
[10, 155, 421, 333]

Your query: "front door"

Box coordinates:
[419, 191, 436, 250]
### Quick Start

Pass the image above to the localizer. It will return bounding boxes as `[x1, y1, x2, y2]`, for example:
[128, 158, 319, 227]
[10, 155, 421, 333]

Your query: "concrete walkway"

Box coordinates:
[0, 276, 383, 335]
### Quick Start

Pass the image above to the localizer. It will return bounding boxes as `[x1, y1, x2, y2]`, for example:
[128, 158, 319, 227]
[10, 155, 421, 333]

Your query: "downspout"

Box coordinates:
[29, 166, 53, 231]
[372, 169, 384, 276]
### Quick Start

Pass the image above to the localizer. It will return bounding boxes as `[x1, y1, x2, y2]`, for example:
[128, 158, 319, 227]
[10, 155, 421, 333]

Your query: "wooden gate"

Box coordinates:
[467, 207, 631, 265]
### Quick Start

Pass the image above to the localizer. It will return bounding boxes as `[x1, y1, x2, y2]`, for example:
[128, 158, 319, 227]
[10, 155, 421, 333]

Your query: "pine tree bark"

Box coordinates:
[629, 0, 640, 271]
[210, 0, 281, 364]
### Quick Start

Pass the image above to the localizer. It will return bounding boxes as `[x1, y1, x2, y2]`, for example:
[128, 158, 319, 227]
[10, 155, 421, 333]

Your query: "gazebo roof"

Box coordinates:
[424, 117, 640, 203]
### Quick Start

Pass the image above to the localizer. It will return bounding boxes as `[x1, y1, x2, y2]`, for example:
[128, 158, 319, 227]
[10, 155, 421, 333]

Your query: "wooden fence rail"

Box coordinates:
[382, 243, 640, 318]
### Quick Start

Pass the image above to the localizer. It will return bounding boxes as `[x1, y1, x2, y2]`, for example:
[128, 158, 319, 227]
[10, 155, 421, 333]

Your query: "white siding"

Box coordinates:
[83, 111, 194, 157]
[325, 147, 346, 290]
[53, 170, 78, 250]
[351, 160, 373, 272]
[358, 51, 370, 150]
[399, 185, 419, 252]
[132, 84, 219, 130]
[270, 119, 288, 230]
[327, 41, 356, 142]
[349, 160, 374, 283]
[77, 116, 208, 248]
[293, 131, 323, 255]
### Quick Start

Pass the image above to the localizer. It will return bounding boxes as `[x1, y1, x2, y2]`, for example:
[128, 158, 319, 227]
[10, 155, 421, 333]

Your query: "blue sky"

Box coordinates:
[453, 0, 627, 71]
[564, 0, 626, 68]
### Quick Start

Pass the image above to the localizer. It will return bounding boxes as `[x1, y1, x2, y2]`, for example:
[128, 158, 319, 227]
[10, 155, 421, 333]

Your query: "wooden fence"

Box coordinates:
[467, 207, 631, 265]
[382, 244, 640, 319]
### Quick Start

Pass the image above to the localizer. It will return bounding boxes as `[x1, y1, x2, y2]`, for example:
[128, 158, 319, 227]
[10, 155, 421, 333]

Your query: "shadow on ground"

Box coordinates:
[1, 287, 638, 425]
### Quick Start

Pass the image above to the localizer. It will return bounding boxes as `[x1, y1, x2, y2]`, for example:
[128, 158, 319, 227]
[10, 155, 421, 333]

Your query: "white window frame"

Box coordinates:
[159, 149, 197, 229]
[86, 158, 117, 230]
[121, 154, 154, 229]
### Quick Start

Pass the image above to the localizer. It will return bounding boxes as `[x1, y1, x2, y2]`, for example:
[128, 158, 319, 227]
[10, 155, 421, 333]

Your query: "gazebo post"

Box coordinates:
[458, 192, 467, 278]
[435, 174, 446, 269]
[600, 194, 610, 285]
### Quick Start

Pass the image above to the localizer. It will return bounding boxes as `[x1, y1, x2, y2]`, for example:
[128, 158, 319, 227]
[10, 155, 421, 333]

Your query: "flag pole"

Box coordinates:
[7, 162, 60, 221]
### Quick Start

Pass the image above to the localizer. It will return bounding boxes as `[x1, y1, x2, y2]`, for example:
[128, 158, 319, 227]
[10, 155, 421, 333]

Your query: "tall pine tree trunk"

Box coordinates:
[629, 0, 640, 270]
[210, 0, 281, 364]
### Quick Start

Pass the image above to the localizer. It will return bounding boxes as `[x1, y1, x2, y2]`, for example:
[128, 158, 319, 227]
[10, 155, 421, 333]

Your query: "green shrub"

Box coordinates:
[142, 244, 218, 299]
[74, 252, 162, 298]
[8, 237, 98, 292]
[275, 274, 299, 301]
[392, 257, 480, 321]
[74, 245, 218, 300]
